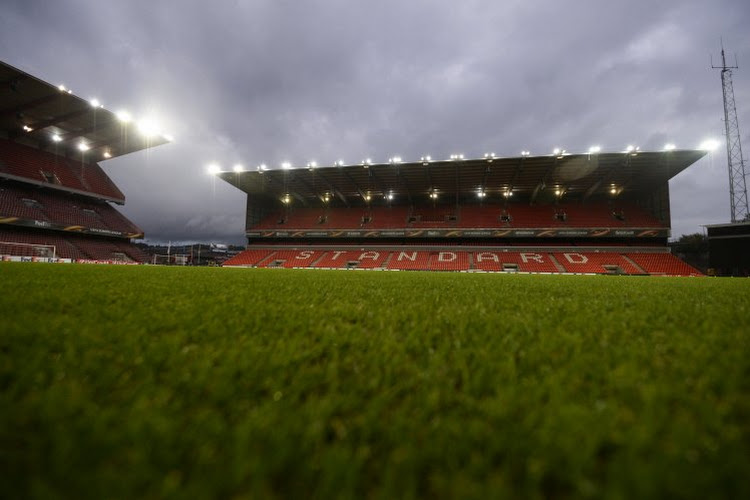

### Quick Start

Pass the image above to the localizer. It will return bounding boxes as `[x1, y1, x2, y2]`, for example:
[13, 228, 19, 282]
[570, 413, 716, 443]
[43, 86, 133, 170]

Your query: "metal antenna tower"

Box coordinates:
[713, 41, 749, 222]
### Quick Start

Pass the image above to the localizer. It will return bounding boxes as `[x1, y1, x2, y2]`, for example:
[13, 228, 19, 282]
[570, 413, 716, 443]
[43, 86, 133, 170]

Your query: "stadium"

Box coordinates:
[217, 149, 706, 275]
[2, 57, 749, 498]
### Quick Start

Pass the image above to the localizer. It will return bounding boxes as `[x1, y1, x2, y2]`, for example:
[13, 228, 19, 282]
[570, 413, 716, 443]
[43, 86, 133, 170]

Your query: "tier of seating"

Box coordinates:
[0, 226, 147, 262]
[0, 138, 124, 201]
[0, 183, 140, 234]
[253, 202, 664, 231]
[223, 247, 702, 276]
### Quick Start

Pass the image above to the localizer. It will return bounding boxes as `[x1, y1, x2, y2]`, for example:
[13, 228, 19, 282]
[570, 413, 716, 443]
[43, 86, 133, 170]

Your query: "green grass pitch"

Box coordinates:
[1, 262, 749, 499]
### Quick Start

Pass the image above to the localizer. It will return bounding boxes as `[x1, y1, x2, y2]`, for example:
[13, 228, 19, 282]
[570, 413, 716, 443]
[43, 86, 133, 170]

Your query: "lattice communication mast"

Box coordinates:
[713, 43, 749, 222]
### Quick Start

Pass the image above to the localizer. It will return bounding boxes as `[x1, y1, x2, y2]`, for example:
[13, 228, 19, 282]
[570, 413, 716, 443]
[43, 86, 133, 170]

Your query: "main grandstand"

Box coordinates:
[0, 61, 169, 262]
[220, 148, 707, 275]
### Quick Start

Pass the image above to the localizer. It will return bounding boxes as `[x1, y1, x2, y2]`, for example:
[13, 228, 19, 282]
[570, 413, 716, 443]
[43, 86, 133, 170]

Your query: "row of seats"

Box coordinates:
[0, 226, 147, 262]
[253, 202, 664, 230]
[0, 183, 140, 234]
[223, 248, 702, 276]
[0, 138, 125, 201]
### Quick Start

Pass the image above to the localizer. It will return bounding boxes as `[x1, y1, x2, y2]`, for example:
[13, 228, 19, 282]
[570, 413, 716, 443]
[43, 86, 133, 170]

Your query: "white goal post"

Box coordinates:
[0, 241, 56, 259]
[152, 253, 188, 265]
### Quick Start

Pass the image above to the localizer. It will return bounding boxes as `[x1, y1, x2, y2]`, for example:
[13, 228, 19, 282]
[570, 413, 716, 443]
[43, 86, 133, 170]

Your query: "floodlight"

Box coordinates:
[58, 84, 66, 92]
[364, 194, 371, 201]
[610, 187, 617, 195]
[335, 160, 344, 166]
[664, 143, 676, 151]
[51, 133, 62, 142]
[67, 89, 73, 94]
[625, 145, 635, 153]
[553, 148, 561, 155]
[386, 193, 394, 201]
[77, 142, 89, 152]
[259, 163, 268, 170]
[162, 134, 174, 142]
[450, 154, 464, 160]
[103, 151, 112, 159]
[90, 98, 101, 108]
[503, 190, 513, 198]
[588, 146, 601, 154]
[390, 156, 402, 163]
[420, 155, 432, 162]
[699, 139, 720, 151]
[137, 118, 159, 137]
[307, 161, 317, 169]
[22, 125, 33, 132]
[282, 194, 291, 204]
[521, 150, 530, 156]
[477, 191, 486, 198]
[281, 161, 292, 169]
[116, 110, 132, 123]
[207, 164, 221, 175]
[233, 164, 244, 173]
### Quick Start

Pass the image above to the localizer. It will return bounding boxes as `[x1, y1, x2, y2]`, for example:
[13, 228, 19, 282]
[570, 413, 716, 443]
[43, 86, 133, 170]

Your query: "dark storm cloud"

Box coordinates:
[1, 0, 749, 243]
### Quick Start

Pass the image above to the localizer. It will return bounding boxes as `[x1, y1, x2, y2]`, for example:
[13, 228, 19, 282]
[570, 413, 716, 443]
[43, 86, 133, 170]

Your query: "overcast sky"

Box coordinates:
[2, 0, 749, 244]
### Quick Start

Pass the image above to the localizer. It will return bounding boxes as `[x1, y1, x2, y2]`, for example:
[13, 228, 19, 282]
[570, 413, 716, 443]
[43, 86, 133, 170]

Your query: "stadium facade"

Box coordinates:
[0, 60, 169, 262]
[218, 149, 707, 275]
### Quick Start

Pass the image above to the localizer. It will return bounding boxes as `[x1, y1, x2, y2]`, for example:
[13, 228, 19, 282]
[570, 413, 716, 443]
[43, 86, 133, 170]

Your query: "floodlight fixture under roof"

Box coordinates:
[207, 164, 221, 175]
[233, 164, 244, 173]
[281, 161, 292, 169]
[77, 142, 90, 152]
[51, 133, 62, 142]
[664, 143, 676, 151]
[116, 110, 132, 123]
[520, 150, 531, 156]
[588, 146, 601, 154]
[89, 98, 102, 108]
[103, 151, 112, 159]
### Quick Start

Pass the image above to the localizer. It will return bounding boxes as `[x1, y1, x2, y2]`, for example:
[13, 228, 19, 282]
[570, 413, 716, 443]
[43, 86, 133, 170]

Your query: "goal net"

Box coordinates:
[152, 253, 188, 265]
[0, 241, 56, 259]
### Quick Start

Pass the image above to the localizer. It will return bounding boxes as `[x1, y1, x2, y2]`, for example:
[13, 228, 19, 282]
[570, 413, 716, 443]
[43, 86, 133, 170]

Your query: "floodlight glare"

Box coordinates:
[103, 151, 112, 159]
[116, 110, 132, 123]
[335, 160, 344, 166]
[162, 134, 174, 142]
[610, 187, 617, 194]
[364, 194, 371, 201]
[477, 191, 486, 198]
[386, 193, 394, 201]
[77, 142, 89, 152]
[588, 146, 601, 154]
[281, 162, 292, 169]
[207, 164, 221, 175]
[233, 164, 244, 173]
[259, 163, 268, 170]
[699, 139, 720, 151]
[22, 125, 33, 132]
[521, 150, 530, 156]
[51, 133, 62, 142]
[137, 118, 160, 137]
[664, 143, 676, 151]
[58, 84, 66, 92]
[553, 148, 561, 155]
[89, 98, 101, 108]
[625, 145, 635, 153]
